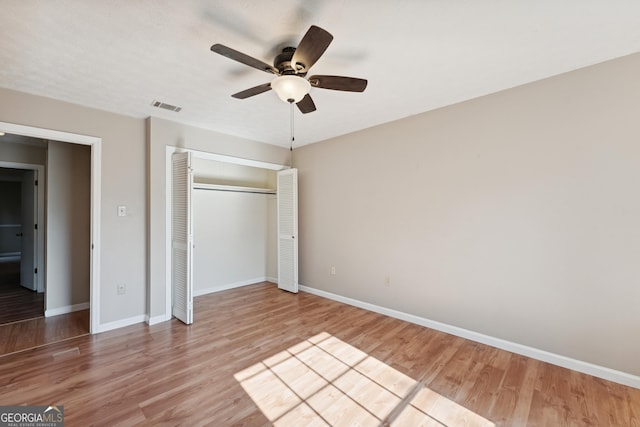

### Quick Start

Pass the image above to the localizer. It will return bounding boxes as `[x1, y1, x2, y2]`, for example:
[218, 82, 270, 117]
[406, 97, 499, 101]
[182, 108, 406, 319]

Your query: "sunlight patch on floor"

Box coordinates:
[234, 332, 495, 426]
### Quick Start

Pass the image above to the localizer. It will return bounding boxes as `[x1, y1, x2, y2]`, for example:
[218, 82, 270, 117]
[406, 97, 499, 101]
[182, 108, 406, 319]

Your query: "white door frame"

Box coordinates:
[0, 121, 102, 333]
[0, 161, 45, 293]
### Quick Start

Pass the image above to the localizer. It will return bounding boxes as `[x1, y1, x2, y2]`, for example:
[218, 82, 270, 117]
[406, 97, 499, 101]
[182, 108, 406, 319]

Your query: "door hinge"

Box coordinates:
[34, 224, 38, 230]
[35, 268, 38, 274]
[35, 179, 38, 186]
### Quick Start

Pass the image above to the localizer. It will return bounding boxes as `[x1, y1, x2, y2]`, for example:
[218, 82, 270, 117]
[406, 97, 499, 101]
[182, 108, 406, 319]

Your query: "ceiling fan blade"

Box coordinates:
[291, 25, 333, 73]
[308, 75, 368, 92]
[296, 94, 316, 114]
[211, 44, 278, 74]
[232, 83, 272, 99]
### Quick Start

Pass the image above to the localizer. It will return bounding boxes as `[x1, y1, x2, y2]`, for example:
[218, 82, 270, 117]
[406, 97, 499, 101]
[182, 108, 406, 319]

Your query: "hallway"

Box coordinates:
[0, 255, 43, 324]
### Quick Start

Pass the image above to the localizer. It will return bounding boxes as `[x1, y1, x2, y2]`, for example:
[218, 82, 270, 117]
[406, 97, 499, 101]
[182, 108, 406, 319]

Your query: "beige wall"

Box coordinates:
[0, 87, 147, 324]
[294, 53, 640, 376]
[46, 141, 90, 310]
[193, 157, 276, 188]
[0, 139, 47, 165]
[147, 117, 289, 320]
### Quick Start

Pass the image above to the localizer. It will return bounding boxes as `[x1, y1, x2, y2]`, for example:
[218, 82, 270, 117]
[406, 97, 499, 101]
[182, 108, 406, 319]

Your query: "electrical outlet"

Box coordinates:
[330, 266, 336, 275]
[117, 283, 126, 295]
[117, 205, 127, 217]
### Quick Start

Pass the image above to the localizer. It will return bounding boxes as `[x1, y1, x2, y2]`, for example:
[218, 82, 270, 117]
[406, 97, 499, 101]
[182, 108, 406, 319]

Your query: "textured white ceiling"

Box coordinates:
[2, 0, 640, 148]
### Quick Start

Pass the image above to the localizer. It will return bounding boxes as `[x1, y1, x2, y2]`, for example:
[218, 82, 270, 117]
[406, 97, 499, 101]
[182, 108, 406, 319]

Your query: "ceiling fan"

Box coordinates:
[210, 25, 368, 114]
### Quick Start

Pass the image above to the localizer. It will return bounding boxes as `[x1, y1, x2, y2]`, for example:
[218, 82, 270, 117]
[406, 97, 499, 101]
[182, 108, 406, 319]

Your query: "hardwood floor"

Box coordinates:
[0, 282, 638, 426]
[0, 309, 89, 356]
[0, 256, 44, 324]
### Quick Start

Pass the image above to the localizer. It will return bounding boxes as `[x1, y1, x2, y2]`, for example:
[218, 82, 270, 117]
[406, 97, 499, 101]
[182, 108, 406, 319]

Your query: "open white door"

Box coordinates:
[20, 170, 37, 291]
[171, 152, 193, 324]
[277, 168, 298, 293]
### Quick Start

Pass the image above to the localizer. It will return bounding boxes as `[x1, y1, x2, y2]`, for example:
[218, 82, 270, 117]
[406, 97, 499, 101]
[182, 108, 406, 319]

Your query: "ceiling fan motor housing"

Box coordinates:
[275, 47, 305, 75]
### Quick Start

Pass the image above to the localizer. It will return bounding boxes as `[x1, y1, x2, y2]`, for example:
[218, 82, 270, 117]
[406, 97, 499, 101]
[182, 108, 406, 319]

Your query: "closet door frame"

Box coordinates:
[164, 146, 287, 322]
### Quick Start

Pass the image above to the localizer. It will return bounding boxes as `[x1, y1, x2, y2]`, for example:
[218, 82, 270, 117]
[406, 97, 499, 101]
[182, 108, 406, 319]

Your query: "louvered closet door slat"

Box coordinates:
[277, 168, 298, 293]
[172, 151, 193, 324]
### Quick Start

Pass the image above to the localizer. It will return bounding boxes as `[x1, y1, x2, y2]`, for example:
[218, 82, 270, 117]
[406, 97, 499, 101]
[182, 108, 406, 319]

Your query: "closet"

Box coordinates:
[171, 152, 297, 324]
[192, 157, 277, 295]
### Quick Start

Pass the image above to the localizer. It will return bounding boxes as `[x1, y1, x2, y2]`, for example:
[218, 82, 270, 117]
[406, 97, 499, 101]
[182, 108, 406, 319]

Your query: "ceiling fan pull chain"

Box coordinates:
[290, 101, 295, 148]
[290, 101, 295, 167]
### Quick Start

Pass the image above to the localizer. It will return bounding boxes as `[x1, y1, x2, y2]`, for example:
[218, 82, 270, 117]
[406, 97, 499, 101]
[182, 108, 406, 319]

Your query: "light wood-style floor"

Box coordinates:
[0, 282, 638, 426]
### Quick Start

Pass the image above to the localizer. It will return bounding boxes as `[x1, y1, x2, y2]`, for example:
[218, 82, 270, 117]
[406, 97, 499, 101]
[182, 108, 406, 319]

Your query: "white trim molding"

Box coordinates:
[0, 122, 100, 145]
[193, 278, 269, 297]
[187, 148, 288, 171]
[45, 302, 90, 318]
[145, 314, 172, 326]
[94, 315, 146, 334]
[299, 284, 640, 390]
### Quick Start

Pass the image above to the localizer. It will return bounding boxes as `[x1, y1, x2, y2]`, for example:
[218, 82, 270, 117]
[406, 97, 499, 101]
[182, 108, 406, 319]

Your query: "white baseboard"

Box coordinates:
[267, 276, 278, 284]
[94, 315, 146, 334]
[145, 313, 172, 326]
[194, 277, 268, 297]
[45, 302, 90, 318]
[299, 284, 640, 390]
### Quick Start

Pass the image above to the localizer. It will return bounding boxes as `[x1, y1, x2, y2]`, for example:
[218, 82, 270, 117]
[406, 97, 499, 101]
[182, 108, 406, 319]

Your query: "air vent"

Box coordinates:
[151, 100, 182, 113]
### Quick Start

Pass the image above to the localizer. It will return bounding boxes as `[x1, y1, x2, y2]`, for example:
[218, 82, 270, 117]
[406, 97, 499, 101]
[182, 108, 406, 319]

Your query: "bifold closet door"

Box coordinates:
[277, 168, 298, 293]
[172, 151, 193, 324]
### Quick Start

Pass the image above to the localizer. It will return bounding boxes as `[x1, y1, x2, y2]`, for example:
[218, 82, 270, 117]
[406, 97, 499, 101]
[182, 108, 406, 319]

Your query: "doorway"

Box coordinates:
[0, 121, 101, 348]
[0, 164, 45, 325]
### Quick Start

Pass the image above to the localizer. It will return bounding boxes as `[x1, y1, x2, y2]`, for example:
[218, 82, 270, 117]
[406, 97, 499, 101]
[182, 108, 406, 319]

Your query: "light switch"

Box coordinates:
[117, 205, 127, 217]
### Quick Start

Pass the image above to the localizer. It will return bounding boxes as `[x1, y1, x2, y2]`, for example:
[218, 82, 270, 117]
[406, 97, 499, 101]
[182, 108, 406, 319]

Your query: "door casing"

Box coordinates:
[0, 121, 101, 333]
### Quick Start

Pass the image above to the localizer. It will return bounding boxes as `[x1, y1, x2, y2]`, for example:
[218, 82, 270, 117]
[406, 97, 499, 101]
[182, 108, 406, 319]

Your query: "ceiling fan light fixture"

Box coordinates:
[271, 75, 310, 103]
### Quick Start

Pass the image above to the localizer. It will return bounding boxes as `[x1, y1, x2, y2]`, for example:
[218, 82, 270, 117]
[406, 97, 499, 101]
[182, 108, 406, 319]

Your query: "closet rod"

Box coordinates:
[193, 184, 275, 195]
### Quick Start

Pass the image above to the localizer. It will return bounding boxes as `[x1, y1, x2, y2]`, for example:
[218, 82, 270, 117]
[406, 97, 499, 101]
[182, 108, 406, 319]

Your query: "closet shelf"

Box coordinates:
[193, 183, 276, 194]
